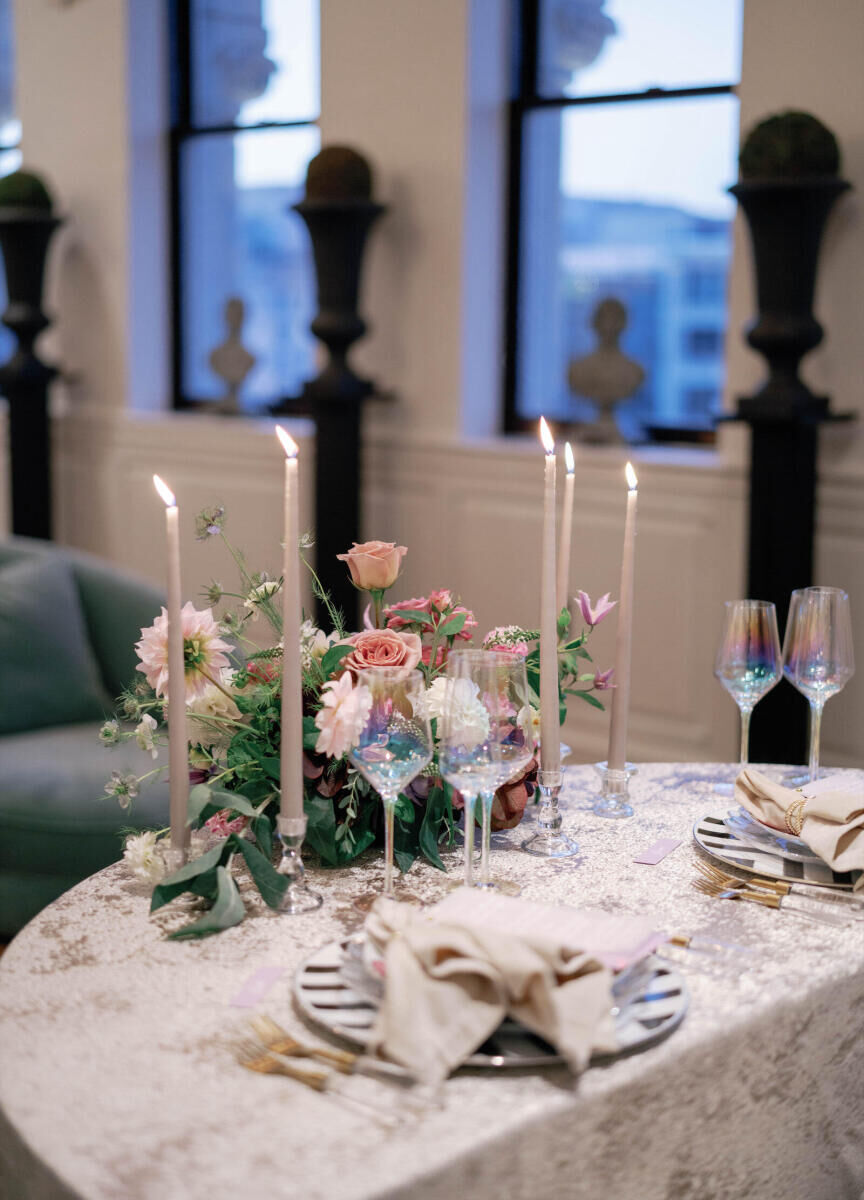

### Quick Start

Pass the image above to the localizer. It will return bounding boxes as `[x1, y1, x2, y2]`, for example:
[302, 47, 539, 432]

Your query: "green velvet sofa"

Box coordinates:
[0, 537, 169, 937]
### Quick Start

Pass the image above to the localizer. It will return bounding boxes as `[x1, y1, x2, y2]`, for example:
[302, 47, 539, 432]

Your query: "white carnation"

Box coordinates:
[426, 677, 490, 751]
[123, 831, 166, 885]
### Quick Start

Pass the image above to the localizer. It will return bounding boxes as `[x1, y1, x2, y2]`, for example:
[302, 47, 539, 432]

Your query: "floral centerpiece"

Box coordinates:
[107, 511, 614, 936]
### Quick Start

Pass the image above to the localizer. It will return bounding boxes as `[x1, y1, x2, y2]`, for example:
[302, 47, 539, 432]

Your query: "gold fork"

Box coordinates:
[250, 1015, 417, 1084]
[692, 876, 849, 926]
[695, 859, 864, 915]
[236, 1038, 330, 1090]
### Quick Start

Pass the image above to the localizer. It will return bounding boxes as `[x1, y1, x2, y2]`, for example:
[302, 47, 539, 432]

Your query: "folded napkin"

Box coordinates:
[364, 890, 661, 1083]
[735, 768, 864, 889]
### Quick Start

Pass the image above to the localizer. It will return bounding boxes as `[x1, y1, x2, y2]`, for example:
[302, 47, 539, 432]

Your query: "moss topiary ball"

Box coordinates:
[739, 111, 841, 180]
[0, 169, 54, 211]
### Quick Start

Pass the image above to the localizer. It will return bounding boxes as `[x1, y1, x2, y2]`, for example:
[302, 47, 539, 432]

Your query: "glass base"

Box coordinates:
[592, 761, 637, 819]
[520, 829, 580, 858]
[352, 886, 423, 913]
[279, 882, 323, 914]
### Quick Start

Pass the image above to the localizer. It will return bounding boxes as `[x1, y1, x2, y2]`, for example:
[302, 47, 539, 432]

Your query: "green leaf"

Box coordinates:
[231, 836, 288, 909]
[404, 609, 437, 628]
[418, 785, 448, 871]
[304, 793, 340, 866]
[259, 756, 282, 783]
[303, 715, 319, 750]
[188, 785, 259, 825]
[571, 688, 606, 711]
[320, 643, 352, 679]
[167, 866, 246, 939]
[252, 815, 272, 860]
[557, 607, 571, 638]
[394, 847, 415, 875]
[150, 842, 226, 912]
[437, 611, 467, 638]
[393, 793, 415, 824]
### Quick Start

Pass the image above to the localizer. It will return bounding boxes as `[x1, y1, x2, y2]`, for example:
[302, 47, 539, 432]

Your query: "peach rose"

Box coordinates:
[338, 629, 422, 676]
[337, 541, 407, 591]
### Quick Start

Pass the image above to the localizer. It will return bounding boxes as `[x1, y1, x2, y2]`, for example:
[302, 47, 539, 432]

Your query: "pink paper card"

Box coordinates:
[633, 837, 681, 866]
[229, 966, 286, 1008]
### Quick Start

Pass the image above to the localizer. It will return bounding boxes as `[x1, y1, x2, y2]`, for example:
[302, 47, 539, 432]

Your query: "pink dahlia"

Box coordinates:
[314, 672, 373, 759]
[136, 602, 232, 701]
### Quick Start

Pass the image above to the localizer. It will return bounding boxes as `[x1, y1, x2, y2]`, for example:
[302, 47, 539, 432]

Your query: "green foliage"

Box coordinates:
[739, 110, 841, 180]
[0, 169, 54, 210]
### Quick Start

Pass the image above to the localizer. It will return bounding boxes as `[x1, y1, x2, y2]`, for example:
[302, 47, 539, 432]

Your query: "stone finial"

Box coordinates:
[305, 146, 373, 201]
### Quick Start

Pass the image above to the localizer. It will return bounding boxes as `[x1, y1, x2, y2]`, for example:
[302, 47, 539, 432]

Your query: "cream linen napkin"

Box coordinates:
[735, 767, 864, 890]
[364, 894, 629, 1084]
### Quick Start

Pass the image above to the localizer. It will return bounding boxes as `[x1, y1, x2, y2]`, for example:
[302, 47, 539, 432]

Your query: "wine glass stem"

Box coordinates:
[739, 705, 752, 768]
[463, 793, 478, 887]
[382, 794, 396, 898]
[479, 791, 494, 886]
[808, 701, 824, 783]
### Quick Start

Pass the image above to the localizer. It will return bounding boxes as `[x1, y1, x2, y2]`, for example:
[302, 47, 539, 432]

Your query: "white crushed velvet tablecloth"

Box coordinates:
[2, 763, 864, 1200]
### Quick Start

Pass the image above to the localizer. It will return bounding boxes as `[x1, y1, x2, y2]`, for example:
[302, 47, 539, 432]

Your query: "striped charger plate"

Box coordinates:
[292, 940, 688, 1069]
[693, 813, 860, 890]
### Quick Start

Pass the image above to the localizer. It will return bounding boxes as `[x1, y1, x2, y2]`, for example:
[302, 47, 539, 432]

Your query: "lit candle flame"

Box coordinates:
[625, 462, 638, 491]
[153, 474, 176, 508]
[539, 416, 555, 456]
[275, 425, 299, 459]
[564, 442, 575, 474]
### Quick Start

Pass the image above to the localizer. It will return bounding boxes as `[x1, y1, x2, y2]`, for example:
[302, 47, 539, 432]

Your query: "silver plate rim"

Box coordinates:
[693, 812, 858, 890]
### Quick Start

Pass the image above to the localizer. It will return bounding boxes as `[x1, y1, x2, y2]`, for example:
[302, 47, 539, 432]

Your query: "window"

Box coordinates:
[0, 0, 20, 365]
[170, 0, 320, 411]
[505, 0, 742, 438]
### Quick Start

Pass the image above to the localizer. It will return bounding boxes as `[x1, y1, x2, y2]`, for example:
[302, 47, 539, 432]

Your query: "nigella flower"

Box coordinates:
[135, 602, 232, 701]
[194, 505, 226, 540]
[120, 694, 144, 721]
[99, 719, 121, 746]
[205, 579, 223, 605]
[105, 771, 140, 809]
[576, 590, 617, 628]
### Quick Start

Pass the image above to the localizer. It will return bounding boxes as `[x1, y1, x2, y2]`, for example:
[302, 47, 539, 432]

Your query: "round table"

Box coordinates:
[1, 764, 863, 1200]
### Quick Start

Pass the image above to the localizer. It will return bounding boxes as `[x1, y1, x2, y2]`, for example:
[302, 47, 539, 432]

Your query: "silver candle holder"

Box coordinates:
[276, 814, 323, 914]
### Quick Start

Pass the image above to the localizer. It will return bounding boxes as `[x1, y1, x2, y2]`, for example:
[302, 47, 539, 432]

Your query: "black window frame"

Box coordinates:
[168, 0, 320, 410]
[502, 0, 739, 434]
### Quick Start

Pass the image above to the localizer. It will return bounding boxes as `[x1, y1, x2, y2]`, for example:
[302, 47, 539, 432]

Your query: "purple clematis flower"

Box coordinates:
[591, 667, 615, 691]
[577, 590, 617, 628]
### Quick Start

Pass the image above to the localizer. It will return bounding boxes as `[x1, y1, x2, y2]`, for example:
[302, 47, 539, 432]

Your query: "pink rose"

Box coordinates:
[491, 758, 538, 830]
[336, 541, 407, 591]
[338, 629, 423, 676]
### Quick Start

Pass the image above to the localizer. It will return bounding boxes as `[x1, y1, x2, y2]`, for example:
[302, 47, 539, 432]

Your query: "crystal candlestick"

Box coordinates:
[521, 769, 579, 857]
[592, 761, 637, 818]
[276, 815, 323, 914]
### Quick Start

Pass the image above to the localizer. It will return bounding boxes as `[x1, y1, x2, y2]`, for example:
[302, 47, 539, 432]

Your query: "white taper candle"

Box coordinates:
[153, 475, 188, 854]
[607, 462, 638, 771]
[276, 426, 304, 820]
[539, 417, 561, 774]
[557, 441, 575, 613]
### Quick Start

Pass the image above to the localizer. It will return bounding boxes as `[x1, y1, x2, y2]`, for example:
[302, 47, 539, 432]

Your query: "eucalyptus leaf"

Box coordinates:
[231, 836, 288, 909]
[150, 842, 226, 912]
[167, 866, 246, 939]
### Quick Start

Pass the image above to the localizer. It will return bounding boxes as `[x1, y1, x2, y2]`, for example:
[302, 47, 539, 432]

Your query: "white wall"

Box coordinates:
[5, 0, 864, 765]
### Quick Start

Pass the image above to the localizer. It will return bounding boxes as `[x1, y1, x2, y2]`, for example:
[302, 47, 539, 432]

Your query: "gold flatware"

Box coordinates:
[695, 859, 864, 916]
[692, 876, 849, 926]
[236, 1038, 330, 1090]
[249, 1015, 417, 1085]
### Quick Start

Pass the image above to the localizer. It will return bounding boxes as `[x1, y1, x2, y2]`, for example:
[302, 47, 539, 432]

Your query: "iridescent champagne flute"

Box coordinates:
[714, 600, 781, 786]
[476, 653, 533, 891]
[347, 667, 432, 902]
[437, 651, 504, 888]
[783, 587, 855, 782]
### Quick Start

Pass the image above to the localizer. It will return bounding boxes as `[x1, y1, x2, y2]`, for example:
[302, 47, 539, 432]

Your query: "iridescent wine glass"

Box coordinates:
[347, 667, 432, 903]
[437, 651, 506, 888]
[714, 599, 782, 786]
[783, 587, 855, 782]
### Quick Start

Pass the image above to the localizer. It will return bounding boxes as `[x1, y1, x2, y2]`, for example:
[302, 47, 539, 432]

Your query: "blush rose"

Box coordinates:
[336, 541, 407, 591]
[337, 629, 422, 676]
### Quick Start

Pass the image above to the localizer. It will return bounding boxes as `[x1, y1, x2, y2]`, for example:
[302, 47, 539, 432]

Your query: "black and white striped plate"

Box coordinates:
[292, 941, 688, 1069]
[693, 813, 860, 890]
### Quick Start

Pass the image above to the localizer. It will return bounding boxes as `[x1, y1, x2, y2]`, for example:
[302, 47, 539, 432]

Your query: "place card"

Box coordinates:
[633, 837, 681, 865]
[229, 966, 286, 1008]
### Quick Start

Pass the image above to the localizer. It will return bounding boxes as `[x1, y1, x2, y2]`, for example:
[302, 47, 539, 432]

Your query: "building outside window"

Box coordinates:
[170, 0, 320, 411]
[506, 0, 743, 439]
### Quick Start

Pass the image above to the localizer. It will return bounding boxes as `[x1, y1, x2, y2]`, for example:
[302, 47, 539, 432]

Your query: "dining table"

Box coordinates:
[1, 762, 863, 1200]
